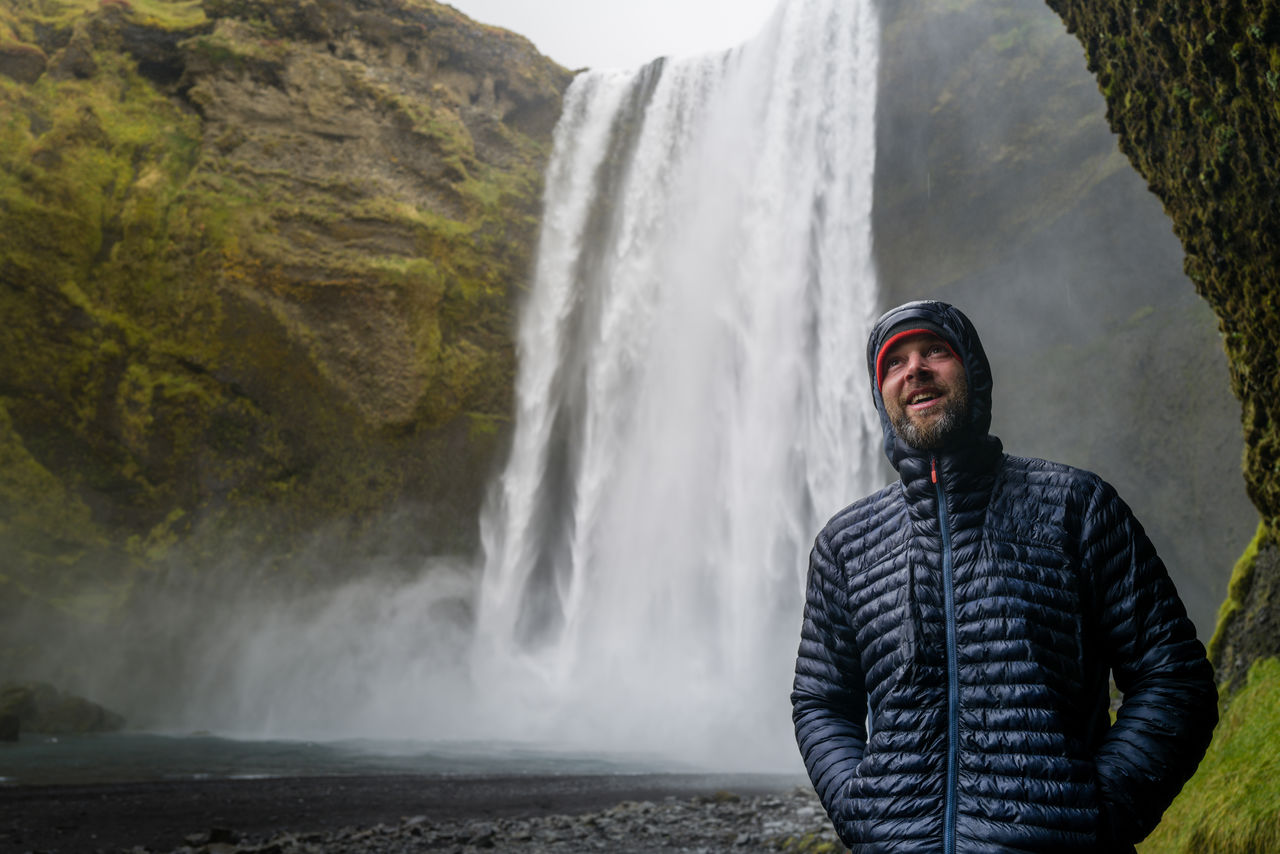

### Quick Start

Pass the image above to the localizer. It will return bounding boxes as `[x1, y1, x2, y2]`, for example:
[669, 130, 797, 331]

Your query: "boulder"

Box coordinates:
[0, 681, 125, 734]
[0, 40, 46, 83]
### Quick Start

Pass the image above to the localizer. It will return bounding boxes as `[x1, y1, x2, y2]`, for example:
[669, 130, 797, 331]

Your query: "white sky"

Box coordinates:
[443, 0, 783, 70]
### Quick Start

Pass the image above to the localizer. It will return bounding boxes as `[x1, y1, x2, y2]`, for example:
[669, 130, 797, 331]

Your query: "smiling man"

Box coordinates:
[792, 300, 1218, 853]
[877, 323, 969, 450]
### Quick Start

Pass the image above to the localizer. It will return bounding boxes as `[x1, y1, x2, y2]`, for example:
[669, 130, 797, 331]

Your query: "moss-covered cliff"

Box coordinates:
[0, 0, 571, 615]
[1041, 0, 1280, 847]
[1042, 0, 1280, 687]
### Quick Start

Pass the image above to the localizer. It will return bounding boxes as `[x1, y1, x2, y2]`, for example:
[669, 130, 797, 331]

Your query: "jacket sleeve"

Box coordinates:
[1084, 479, 1218, 845]
[791, 526, 868, 835]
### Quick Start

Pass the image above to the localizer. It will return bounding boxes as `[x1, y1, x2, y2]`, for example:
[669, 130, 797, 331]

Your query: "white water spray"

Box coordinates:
[471, 0, 884, 770]
[120, 0, 885, 771]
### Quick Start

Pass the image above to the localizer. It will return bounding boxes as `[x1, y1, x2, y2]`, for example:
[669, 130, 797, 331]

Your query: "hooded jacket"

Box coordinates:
[792, 300, 1217, 853]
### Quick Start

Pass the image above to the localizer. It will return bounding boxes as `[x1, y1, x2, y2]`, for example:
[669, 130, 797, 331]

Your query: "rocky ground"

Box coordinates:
[0, 774, 844, 854]
[150, 789, 839, 854]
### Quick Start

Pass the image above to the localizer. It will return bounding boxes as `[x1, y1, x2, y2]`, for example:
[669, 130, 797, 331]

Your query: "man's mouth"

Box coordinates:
[904, 389, 944, 411]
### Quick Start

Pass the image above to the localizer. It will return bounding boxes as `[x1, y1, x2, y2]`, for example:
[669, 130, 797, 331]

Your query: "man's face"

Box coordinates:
[880, 333, 969, 451]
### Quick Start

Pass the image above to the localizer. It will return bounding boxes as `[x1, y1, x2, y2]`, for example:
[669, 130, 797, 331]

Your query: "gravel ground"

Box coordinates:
[0, 774, 844, 854]
[154, 787, 839, 854]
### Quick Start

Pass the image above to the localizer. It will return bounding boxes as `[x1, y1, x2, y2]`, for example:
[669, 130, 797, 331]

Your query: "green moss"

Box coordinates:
[0, 399, 128, 615]
[1045, 0, 1280, 703]
[0, 0, 564, 611]
[466, 412, 506, 442]
[773, 832, 843, 853]
[1208, 521, 1267, 663]
[52, 0, 203, 30]
[1139, 658, 1280, 853]
[129, 0, 206, 30]
[183, 19, 289, 73]
[0, 402, 99, 545]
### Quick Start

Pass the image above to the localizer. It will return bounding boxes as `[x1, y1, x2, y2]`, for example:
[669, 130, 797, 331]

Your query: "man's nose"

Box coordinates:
[904, 352, 932, 379]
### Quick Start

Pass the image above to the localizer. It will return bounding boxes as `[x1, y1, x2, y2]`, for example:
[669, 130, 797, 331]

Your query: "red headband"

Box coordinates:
[876, 329, 960, 388]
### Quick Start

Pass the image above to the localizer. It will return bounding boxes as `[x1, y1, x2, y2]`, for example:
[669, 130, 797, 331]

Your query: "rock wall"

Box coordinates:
[1042, 0, 1280, 687]
[0, 0, 571, 614]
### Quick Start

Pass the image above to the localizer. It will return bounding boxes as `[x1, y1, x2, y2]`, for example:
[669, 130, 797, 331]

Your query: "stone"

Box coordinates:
[0, 41, 47, 83]
[0, 682, 125, 735]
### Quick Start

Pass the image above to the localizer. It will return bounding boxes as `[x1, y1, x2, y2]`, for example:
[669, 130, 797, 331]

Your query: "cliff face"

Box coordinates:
[1041, 1, 1280, 692]
[1041, 2, 1280, 847]
[874, 0, 1253, 639]
[0, 0, 571, 612]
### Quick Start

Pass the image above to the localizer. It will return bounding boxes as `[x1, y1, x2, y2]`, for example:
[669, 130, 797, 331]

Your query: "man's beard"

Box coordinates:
[888, 379, 970, 451]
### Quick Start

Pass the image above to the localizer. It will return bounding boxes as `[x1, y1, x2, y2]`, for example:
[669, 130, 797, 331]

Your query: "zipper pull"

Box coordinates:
[931, 457, 938, 484]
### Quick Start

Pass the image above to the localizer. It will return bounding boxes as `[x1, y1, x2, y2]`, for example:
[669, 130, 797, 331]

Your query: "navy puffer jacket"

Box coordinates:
[792, 300, 1217, 853]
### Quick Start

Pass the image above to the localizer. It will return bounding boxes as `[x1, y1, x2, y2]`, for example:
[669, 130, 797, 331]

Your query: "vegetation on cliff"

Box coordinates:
[1042, 0, 1280, 845]
[1044, 1, 1280, 529]
[1138, 657, 1280, 853]
[0, 0, 571, 619]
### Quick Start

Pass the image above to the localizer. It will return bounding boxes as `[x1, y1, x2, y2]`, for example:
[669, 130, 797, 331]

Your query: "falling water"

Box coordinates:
[64, 0, 885, 773]
[470, 0, 884, 770]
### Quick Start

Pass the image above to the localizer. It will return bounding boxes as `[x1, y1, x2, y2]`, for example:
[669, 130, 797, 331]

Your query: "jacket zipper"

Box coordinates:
[933, 457, 959, 854]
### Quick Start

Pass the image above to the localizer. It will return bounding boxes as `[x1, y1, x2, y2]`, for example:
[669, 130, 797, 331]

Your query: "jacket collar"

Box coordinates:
[896, 434, 1003, 525]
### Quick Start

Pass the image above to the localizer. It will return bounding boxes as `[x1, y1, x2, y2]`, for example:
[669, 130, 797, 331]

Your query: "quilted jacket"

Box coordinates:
[792, 300, 1218, 853]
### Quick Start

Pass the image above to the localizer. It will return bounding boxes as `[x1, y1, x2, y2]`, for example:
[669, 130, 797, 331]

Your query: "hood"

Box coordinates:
[865, 299, 995, 471]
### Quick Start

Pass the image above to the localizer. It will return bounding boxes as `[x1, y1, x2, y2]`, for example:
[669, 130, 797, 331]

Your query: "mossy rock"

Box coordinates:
[1043, 0, 1280, 843]
[1043, 0, 1280, 526]
[1209, 524, 1280, 693]
[0, 0, 571, 616]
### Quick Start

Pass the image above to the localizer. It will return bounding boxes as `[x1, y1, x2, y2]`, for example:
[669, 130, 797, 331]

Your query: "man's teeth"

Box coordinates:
[910, 393, 937, 404]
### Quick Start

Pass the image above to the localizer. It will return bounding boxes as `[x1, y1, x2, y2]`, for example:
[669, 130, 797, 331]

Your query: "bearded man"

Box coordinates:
[791, 300, 1217, 853]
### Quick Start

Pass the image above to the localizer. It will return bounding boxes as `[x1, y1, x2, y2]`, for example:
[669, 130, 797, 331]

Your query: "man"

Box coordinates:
[792, 300, 1217, 853]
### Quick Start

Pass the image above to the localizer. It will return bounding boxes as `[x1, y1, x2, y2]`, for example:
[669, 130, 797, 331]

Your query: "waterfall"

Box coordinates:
[110, 0, 884, 770]
[471, 0, 884, 770]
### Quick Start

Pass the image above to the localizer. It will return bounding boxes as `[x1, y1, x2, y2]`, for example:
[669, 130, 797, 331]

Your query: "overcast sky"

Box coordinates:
[443, 0, 783, 70]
